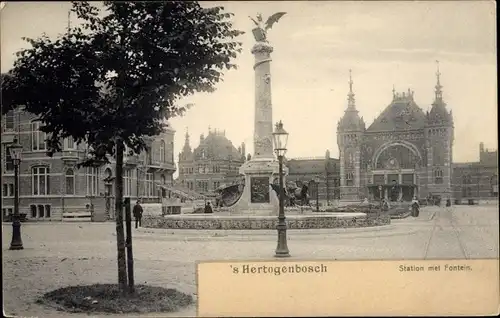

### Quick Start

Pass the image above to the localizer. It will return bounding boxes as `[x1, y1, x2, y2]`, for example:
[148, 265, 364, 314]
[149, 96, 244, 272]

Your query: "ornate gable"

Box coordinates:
[367, 90, 426, 132]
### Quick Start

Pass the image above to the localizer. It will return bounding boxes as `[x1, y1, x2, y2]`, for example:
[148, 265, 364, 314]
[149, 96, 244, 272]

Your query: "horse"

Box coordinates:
[270, 183, 310, 207]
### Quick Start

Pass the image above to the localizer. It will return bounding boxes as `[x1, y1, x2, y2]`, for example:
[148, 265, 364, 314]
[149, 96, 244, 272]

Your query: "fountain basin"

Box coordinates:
[142, 212, 390, 230]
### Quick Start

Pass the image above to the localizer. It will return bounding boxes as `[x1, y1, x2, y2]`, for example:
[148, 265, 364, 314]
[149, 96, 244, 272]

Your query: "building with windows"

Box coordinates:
[452, 143, 498, 204]
[176, 128, 246, 196]
[337, 67, 454, 203]
[1, 106, 176, 221]
[284, 150, 340, 204]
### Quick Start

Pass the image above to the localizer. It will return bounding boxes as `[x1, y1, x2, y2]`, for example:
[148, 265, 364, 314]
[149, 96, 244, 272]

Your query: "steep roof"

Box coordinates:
[193, 130, 243, 161]
[367, 91, 427, 132]
[337, 69, 365, 132]
[426, 102, 453, 126]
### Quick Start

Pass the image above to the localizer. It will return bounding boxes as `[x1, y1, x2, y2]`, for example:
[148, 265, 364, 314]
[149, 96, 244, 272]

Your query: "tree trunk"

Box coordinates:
[115, 138, 128, 293]
[124, 197, 135, 293]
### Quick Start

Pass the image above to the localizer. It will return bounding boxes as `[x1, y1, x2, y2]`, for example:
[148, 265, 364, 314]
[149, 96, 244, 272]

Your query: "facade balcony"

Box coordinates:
[123, 155, 139, 167]
[147, 160, 176, 172]
[61, 150, 80, 163]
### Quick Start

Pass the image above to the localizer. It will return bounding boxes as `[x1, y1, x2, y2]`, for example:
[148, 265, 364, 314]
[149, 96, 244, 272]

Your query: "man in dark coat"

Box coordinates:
[133, 199, 143, 228]
[204, 202, 213, 214]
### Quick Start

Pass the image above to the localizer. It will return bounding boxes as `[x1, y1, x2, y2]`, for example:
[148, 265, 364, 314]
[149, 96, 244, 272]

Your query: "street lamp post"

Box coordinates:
[272, 120, 290, 258]
[9, 137, 24, 250]
[315, 175, 320, 212]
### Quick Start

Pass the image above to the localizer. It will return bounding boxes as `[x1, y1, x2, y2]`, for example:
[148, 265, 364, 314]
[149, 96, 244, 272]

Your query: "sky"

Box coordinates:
[1, 1, 497, 172]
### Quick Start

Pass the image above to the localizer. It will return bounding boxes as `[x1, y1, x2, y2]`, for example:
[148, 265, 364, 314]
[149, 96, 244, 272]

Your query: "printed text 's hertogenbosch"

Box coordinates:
[231, 264, 328, 276]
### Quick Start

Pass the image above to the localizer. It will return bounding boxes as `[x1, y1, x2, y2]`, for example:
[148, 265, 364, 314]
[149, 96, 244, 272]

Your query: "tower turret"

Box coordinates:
[424, 61, 454, 200]
[179, 128, 193, 161]
[337, 70, 365, 202]
[426, 60, 453, 126]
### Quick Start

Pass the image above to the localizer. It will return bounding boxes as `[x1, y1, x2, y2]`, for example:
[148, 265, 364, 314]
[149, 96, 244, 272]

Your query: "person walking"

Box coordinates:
[411, 196, 420, 217]
[133, 199, 143, 228]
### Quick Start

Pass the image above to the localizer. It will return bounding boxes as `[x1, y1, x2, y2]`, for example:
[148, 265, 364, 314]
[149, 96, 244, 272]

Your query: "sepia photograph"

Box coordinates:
[1, 1, 498, 317]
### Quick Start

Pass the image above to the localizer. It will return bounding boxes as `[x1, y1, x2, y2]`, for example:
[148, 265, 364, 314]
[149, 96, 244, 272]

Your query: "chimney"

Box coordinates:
[241, 142, 246, 158]
[200, 134, 204, 143]
[480, 142, 484, 153]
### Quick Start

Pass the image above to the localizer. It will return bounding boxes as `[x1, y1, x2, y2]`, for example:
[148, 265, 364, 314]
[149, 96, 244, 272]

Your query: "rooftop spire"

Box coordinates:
[434, 60, 443, 102]
[347, 69, 356, 109]
[182, 127, 192, 154]
[392, 84, 396, 99]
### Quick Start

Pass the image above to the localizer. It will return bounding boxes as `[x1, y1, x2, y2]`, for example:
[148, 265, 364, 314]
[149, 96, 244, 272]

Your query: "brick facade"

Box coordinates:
[285, 152, 340, 205]
[337, 69, 455, 203]
[451, 143, 498, 203]
[1, 107, 176, 221]
[176, 129, 246, 196]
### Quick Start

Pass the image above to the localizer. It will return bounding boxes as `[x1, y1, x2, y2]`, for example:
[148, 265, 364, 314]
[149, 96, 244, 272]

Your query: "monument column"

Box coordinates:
[252, 42, 275, 159]
[228, 12, 288, 216]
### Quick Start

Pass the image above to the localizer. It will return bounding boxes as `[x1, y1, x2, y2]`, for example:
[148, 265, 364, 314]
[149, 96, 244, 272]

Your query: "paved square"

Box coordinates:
[2, 205, 498, 317]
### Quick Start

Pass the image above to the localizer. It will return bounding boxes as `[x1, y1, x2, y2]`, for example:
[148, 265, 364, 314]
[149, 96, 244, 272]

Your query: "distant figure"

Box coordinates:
[411, 196, 420, 217]
[204, 202, 213, 214]
[446, 197, 451, 207]
[133, 199, 143, 229]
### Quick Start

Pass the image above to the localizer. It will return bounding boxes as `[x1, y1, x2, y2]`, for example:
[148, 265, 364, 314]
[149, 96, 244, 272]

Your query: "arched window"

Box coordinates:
[31, 121, 47, 151]
[5, 110, 14, 130]
[86, 167, 99, 196]
[433, 169, 443, 184]
[160, 140, 166, 163]
[347, 152, 354, 167]
[346, 172, 354, 186]
[32, 166, 49, 195]
[123, 169, 132, 197]
[65, 169, 75, 195]
[64, 136, 76, 150]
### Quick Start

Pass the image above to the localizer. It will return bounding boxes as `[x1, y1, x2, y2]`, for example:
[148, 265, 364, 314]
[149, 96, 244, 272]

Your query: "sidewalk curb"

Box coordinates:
[131, 226, 419, 241]
[136, 225, 398, 235]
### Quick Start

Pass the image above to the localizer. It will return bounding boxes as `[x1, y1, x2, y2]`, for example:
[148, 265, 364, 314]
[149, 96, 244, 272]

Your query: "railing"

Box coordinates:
[149, 160, 175, 170]
[61, 149, 79, 160]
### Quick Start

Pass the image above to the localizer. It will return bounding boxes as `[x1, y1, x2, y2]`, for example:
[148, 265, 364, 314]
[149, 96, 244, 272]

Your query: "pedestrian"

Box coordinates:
[411, 196, 420, 217]
[204, 201, 213, 214]
[133, 199, 143, 229]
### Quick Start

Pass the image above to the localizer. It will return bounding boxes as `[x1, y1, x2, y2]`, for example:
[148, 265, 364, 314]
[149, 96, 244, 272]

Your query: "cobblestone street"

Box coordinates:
[3, 205, 498, 317]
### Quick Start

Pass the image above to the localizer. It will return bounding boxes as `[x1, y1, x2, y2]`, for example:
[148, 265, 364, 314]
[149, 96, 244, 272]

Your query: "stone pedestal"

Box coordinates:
[229, 158, 288, 215]
[229, 40, 285, 216]
[339, 186, 362, 205]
